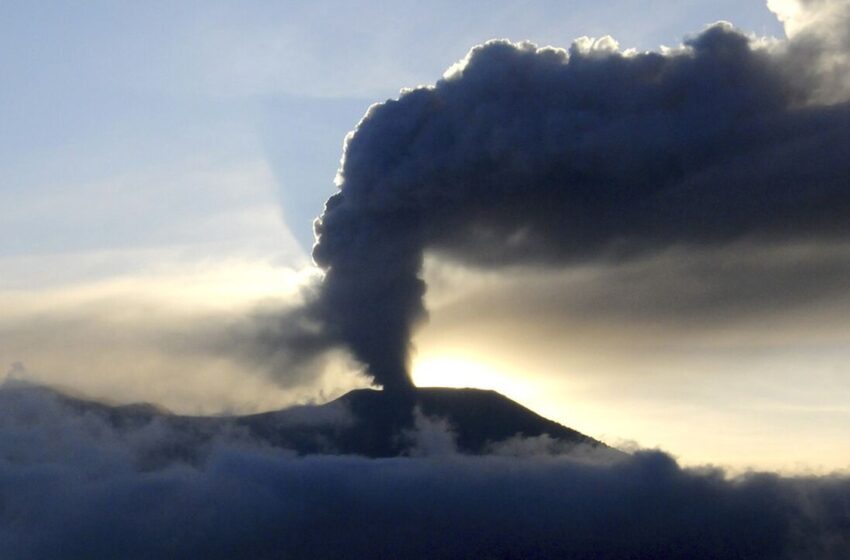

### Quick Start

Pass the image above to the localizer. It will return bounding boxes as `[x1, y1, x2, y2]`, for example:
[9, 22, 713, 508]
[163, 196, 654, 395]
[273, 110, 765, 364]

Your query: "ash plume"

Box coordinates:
[311, 21, 850, 390]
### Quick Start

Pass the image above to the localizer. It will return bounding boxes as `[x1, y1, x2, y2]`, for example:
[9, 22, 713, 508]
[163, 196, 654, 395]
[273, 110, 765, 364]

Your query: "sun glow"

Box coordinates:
[412, 353, 537, 402]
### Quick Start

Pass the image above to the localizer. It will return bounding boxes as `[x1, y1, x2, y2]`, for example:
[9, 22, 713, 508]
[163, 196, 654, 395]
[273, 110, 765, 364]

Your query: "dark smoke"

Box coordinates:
[311, 23, 850, 389]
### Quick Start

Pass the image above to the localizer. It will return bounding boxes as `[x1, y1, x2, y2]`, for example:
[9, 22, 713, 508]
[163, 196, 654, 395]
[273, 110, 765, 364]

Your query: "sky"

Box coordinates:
[3, 1, 849, 473]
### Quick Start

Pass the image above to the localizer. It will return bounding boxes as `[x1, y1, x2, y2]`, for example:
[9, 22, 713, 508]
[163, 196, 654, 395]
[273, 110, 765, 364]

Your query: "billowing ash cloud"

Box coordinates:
[311, 20, 850, 389]
[2, 383, 850, 559]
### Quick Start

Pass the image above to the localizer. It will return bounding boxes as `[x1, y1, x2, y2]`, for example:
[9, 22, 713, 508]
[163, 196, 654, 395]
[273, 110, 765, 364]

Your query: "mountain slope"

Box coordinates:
[313, 387, 605, 456]
[0, 381, 614, 459]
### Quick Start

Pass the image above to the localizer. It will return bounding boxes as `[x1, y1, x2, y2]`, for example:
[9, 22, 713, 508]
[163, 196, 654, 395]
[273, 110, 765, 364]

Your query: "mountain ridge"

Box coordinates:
[0, 380, 616, 460]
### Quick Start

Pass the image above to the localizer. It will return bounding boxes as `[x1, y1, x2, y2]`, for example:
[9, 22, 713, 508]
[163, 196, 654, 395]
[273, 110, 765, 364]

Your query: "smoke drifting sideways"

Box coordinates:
[309, 20, 850, 390]
[1, 383, 850, 559]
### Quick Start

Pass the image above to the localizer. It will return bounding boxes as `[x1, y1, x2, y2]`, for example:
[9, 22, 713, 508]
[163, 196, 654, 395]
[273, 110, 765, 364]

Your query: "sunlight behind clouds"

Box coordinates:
[413, 353, 538, 404]
[411, 243, 850, 473]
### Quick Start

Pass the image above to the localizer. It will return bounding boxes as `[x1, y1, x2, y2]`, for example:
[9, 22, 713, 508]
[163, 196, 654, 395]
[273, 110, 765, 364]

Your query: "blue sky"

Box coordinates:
[7, 2, 848, 472]
[2, 1, 784, 268]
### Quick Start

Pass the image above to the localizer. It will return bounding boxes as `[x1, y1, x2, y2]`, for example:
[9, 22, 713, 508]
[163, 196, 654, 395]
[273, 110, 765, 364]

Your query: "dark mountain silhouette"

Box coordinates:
[324, 388, 605, 456]
[1, 381, 614, 461]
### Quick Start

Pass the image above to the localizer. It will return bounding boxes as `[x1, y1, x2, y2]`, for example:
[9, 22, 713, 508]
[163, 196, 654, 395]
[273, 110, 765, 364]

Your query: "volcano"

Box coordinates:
[0, 381, 614, 462]
[243, 387, 610, 456]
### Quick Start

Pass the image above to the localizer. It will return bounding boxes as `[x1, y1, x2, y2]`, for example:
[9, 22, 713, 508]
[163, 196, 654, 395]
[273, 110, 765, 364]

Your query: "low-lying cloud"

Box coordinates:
[1, 384, 848, 559]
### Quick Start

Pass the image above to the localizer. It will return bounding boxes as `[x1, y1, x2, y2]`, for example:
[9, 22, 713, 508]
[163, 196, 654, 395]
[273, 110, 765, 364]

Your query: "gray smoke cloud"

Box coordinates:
[310, 20, 850, 389]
